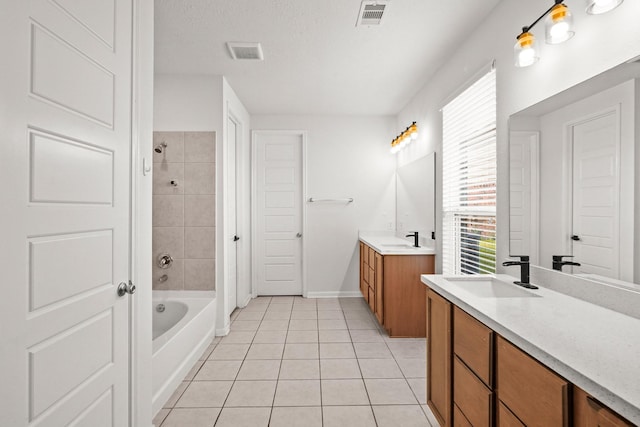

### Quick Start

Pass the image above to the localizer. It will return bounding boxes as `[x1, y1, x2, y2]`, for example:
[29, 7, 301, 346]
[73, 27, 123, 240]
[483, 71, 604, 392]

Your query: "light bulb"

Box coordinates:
[586, 0, 623, 14]
[545, 4, 574, 44]
[514, 31, 539, 67]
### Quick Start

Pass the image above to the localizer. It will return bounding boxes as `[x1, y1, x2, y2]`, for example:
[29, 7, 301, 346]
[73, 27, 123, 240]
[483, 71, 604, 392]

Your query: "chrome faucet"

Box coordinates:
[502, 255, 538, 289]
[552, 255, 581, 272]
[406, 232, 419, 248]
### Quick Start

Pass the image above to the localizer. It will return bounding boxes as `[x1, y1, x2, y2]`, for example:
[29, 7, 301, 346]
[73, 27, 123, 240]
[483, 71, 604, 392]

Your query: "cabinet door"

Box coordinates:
[454, 306, 493, 387]
[497, 401, 525, 427]
[368, 286, 375, 312]
[574, 387, 634, 427]
[453, 357, 492, 427]
[427, 289, 452, 427]
[496, 336, 569, 427]
[374, 252, 384, 324]
[359, 243, 368, 299]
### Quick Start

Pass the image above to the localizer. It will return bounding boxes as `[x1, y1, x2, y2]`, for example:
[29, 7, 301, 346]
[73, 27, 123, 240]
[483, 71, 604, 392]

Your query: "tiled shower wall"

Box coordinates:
[152, 131, 216, 290]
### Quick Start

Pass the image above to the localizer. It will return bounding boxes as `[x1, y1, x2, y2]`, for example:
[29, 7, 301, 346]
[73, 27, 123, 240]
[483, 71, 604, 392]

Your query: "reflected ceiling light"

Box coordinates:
[514, 30, 539, 67]
[586, 0, 624, 14]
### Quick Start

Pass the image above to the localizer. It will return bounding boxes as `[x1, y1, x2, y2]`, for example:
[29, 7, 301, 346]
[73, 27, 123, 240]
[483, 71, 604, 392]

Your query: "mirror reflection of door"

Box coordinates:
[570, 110, 620, 278]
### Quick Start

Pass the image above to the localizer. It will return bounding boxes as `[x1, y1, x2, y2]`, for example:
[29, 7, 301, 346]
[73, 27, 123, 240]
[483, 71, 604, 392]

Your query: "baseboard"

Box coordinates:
[239, 293, 252, 308]
[306, 291, 363, 299]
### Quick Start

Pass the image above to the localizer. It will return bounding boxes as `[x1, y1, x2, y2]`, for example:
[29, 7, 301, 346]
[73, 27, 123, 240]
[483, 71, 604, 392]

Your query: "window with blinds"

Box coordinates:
[442, 69, 497, 275]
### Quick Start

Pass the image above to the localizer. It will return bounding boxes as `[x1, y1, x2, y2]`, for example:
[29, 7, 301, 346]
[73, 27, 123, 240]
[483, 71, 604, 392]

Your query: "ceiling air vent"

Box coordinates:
[226, 42, 264, 60]
[356, 0, 390, 27]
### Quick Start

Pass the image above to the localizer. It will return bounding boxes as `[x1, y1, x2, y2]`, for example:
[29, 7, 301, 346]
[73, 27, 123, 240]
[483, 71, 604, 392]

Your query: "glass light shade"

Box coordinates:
[545, 4, 574, 44]
[586, 0, 623, 14]
[409, 123, 418, 139]
[514, 32, 539, 67]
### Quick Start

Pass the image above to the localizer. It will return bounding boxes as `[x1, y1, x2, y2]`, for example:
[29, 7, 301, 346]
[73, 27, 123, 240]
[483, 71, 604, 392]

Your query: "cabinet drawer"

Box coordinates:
[574, 387, 634, 427]
[453, 404, 473, 427]
[497, 401, 525, 427]
[454, 356, 492, 427]
[496, 336, 569, 427]
[454, 306, 493, 387]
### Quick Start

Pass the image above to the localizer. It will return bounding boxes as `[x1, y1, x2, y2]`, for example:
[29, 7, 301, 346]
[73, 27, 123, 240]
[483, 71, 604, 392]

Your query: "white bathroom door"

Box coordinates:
[253, 131, 304, 296]
[571, 110, 620, 278]
[0, 1, 133, 426]
[509, 131, 539, 264]
[227, 117, 238, 310]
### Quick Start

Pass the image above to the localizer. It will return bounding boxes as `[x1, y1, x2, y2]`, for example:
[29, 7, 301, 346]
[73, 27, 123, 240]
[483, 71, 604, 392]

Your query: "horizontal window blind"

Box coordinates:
[442, 69, 497, 275]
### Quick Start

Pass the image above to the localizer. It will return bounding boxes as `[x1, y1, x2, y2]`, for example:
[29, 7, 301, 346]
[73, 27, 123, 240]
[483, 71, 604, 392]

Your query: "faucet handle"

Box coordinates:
[508, 255, 530, 262]
[552, 255, 574, 261]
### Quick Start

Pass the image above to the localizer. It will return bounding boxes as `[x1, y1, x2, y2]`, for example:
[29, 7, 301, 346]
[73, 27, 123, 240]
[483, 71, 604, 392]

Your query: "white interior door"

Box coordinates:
[227, 117, 238, 311]
[509, 131, 539, 264]
[571, 110, 620, 278]
[254, 132, 303, 296]
[0, 1, 133, 425]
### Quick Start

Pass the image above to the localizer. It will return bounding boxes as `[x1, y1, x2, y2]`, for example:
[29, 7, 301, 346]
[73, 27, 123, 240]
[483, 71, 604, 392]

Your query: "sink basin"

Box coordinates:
[445, 276, 541, 298]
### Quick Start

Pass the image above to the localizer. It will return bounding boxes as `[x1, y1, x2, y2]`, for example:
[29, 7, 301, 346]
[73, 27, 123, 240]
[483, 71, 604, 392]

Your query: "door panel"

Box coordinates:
[572, 111, 619, 279]
[254, 132, 303, 296]
[227, 117, 238, 310]
[0, 0, 132, 425]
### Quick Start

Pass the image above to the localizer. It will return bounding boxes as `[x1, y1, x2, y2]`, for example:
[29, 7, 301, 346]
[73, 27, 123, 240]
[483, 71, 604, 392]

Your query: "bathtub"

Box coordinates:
[152, 291, 216, 416]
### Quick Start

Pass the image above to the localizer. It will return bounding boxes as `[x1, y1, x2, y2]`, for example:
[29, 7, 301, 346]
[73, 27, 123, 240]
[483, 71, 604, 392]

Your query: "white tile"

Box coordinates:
[214, 407, 270, 427]
[153, 195, 184, 227]
[184, 227, 215, 258]
[273, 380, 321, 406]
[279, 359, 320, 380]
[163, 381, 188, 408]
[349, 329, 384, 343]
[220, 330, 255, 344]
[318, 330, 351, 343]
[322, 406, 377, 427]
[283, 343, 319, 359]
[175, 381, 232, 407]
[184, 195, 215, 226]
[153, 162, 184, 195]
[372, 405, 431, 427]
[236, 360, 281, 380]
[353, 342, 393, 359]
[286, 330, 318, 343]
[258, 320, 290, 331]
[396, 358, 427, 378]
[253, 330, 288, 344]
[358, 359, 403, 378]
[407, 377, 427, 404]
[225, 380, 277, 407]
[289, 319, 318, 330]
[291, 310, 318, 319]
[208, 343, 250, 360]
[245, 343, 284, 359]
[320, 359, 361, 379]
[231, 320, 261, 331]
[183, 360, 204, 380]
[320, 343, 356, 359]
[321, 379, 369, 405]
[318, 319, 348, 330]
[153, 408, 169, 427]
[184, 131, 215, 163]
[387, 341, 426, 359]
[317, 310, 345, 320]
[364, 379, 418, 405]
[270, 407, 322, 427]
[160, 408, 220, 427]
[184, 162, 215, 195]
[194, 360, 241, 381]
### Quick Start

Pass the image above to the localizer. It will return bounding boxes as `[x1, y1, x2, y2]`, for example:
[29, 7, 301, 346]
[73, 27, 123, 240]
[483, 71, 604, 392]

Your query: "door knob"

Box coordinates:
[296, 233, 302, 238]
[571, 235, 581, 241]
[117, 281, 136, 297]
[233, 235, 240, 242]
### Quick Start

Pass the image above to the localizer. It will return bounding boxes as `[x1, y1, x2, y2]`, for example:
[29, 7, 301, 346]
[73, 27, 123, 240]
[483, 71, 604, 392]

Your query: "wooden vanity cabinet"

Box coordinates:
[453, 307, 494, 427]
[427, 288, 452, 427]
[359, 241, 434, 337]
[573, 387, 634, 427]
[496, 335, 569, 427]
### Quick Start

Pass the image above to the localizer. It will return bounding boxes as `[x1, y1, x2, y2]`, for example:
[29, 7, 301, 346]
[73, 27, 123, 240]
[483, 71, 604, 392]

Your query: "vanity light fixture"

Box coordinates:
[515, 0, 623, 67]
[390, 122, 418, 154]
[586, 0, 623, 14]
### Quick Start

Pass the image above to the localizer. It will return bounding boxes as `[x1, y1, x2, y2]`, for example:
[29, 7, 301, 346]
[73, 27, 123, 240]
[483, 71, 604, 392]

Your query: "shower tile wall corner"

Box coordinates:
[153, 131, 216, 291]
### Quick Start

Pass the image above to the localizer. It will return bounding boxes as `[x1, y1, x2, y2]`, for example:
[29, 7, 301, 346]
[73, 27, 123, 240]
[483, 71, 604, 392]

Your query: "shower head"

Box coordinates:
[154, 142, 167, 153]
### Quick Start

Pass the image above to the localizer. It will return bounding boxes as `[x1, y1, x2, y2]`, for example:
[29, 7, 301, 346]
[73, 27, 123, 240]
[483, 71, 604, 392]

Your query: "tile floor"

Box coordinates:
[153, 296, 438, 427]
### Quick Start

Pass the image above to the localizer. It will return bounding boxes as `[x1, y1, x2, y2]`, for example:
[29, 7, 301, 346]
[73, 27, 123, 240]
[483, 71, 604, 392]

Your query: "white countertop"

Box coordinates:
[421, 274, 640, 424]
[359, 233, 436, 255]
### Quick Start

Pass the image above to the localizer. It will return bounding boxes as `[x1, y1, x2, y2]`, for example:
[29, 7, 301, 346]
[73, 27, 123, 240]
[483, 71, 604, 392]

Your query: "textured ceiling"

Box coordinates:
[154, 0, 502, 115]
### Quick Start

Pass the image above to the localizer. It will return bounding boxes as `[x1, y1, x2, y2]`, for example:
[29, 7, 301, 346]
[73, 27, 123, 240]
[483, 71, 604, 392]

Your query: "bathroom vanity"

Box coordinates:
[422, 274, 640, 426]
[359, 234, 435, 337]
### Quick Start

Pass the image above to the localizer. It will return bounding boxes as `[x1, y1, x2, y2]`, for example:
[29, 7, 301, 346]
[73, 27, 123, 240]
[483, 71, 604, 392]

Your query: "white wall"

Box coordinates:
[396, 0, 640, 273]
[154, 74, 223, 131]
[154, 74, 252, 333]
[252, 115, 397, 297]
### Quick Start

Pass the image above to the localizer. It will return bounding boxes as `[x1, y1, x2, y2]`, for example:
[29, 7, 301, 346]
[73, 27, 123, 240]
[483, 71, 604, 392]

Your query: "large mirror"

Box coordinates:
[396, 152, 436, 244]
[509, 60, 640, 287]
